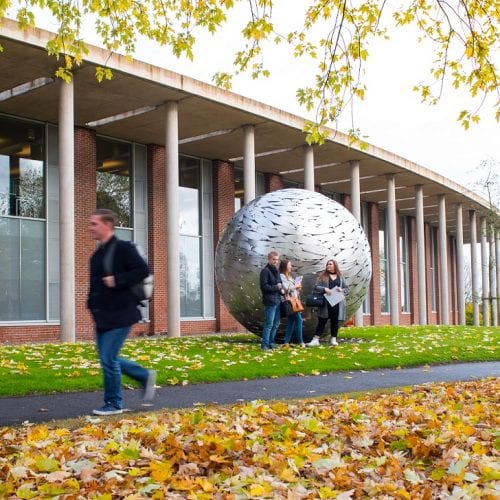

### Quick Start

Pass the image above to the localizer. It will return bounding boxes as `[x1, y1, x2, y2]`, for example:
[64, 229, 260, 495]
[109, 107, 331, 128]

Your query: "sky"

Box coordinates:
[8, 2, 499, 194]
[126, 2, 499, 195]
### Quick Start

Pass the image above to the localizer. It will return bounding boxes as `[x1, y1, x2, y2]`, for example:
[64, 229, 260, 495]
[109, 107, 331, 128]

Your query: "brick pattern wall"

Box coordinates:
[266, 173, 284, 192]
[213, 160, 246, 333]
[74, 127, 98, 340]
[0, 325, 60, 344]
[146, 145, 168, 335]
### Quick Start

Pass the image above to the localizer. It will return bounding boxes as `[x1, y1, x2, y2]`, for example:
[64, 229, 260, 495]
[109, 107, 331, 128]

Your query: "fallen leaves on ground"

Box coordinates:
[1, 378, 498, 499]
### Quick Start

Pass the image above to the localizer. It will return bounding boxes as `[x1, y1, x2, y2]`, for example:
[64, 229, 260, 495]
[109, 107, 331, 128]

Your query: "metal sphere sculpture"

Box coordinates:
[215, 188, 372, 340]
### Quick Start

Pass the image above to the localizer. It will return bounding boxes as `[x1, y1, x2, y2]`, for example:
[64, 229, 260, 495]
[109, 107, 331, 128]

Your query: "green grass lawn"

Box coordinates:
[0, 325, 498, 397]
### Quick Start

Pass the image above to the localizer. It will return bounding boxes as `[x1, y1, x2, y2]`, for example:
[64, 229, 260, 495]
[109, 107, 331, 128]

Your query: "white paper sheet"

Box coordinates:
[324, 288, 344, 307]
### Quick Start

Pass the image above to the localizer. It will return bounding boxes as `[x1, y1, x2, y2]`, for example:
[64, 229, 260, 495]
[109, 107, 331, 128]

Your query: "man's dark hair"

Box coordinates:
[93, 208, 117, 227]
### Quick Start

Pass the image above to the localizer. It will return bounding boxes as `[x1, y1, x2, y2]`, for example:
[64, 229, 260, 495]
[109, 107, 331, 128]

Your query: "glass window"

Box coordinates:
[379, 209, 389, 313]
[0, 217, 45, 321]
[399, 216, 410, 312]
[96, 137, 132, 228]
[0, 115, 46, 322]
[0, 118, 45, 218]
[319, 188, 342, 203]
[179, 156, 214, 318]
[234, 168, 265, 212]
[180, 235, 202, 316]
[179, 157, 201, 235]
[180, 157, 202, 317]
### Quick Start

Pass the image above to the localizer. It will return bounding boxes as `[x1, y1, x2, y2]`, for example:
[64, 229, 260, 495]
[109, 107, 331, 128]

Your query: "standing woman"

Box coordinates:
[279, 259, 306, 347]
[306, 259, 348, 347]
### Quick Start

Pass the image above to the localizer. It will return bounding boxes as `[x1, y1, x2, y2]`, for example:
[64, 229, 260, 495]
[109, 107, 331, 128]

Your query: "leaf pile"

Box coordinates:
[1, 378, 499, 499]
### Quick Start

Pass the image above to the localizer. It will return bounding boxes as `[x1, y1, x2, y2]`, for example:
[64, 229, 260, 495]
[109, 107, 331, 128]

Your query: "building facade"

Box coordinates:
[0, 19, 498, 343]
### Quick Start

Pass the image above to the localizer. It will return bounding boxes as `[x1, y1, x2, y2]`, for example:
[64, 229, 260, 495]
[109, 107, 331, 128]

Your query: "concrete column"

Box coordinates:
[59, 79, 75, 342]
[469, 210, 479, 325]
[303, 145, 315, 191]
[480, 217, 489, 325]
[243, 125, 256, 204]
[386, 174, 399, 325]
[415, 185, 427, 324]
[490, 227, 498, 326]
[438, 195, 449, 325]
[350, 160, 363, 326]
[455, 204, 465, 325]
[166, 101, 180, 337]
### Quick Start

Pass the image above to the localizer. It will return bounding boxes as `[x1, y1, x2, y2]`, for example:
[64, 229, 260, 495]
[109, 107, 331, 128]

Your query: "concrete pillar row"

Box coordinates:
[350, 160, 363, 326]
[165, 101, 180, 337]
[490, 226, 498, 326]
[386, 174, 399, 325]
[480, 217, 489, 326]
[59, 79, 75, 342]
[469, 210, 479, 325]
[303, 145, 315, 192]
[243, 125, 256, 204]
[415, 185, 427, 324]
[438, 195, 449, 325]
[455, 204, 465, 325]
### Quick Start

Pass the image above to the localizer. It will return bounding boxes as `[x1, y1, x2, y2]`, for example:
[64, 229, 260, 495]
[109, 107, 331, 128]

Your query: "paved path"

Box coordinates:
[0, 361, 498, 427]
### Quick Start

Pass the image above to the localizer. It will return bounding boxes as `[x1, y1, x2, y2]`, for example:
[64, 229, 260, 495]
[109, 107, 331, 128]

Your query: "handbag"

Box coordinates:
[305, 292, 325, 307]
[280, 299, 294, 317]
[289, 295, 304, 313]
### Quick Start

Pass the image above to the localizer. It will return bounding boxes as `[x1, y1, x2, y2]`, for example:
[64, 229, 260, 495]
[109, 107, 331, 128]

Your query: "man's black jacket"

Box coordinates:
[259, 263, 282, 306]
[87, 235, 149, 331]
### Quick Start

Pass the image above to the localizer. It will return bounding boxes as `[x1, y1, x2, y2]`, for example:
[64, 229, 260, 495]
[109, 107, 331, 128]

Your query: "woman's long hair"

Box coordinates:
[279, 259, 291, 278]
[318, 259, 342, 281]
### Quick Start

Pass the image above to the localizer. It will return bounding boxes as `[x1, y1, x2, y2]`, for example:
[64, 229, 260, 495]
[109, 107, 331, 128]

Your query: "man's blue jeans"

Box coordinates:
[96, 326, 149, 409]
[284, 312, 304, 344]
[261, 303, 281, 349]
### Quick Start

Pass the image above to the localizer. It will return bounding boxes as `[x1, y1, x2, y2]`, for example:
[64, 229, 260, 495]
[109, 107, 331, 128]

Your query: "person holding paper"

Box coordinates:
[279, 259, 306, 348]
[306, 259, 348, 347]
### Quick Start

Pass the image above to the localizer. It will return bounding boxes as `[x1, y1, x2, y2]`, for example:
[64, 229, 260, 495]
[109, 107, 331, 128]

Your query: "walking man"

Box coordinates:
[87, 208, 156, 415]
[259, 250, 285, 350]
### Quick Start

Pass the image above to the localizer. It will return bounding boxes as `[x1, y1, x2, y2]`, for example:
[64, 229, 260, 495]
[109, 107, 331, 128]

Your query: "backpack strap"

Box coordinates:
[102, 240, 117, 276]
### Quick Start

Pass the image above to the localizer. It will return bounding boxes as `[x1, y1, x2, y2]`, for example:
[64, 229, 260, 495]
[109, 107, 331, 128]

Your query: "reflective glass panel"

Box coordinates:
[96, 137, 132, 227]
[180, 235, 202, 317]
[0, 217, 45, 320]
[179, 157, 200, 235]
[0, 116, 45, 218]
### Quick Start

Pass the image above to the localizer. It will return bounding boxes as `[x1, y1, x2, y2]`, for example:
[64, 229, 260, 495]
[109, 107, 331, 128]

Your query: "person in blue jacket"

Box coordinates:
[87, 209, 156, 415]
[259, 250, 285, 350]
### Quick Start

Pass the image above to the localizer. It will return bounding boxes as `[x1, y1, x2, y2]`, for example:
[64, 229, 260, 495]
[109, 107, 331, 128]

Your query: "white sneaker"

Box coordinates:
[330, 337, 338, 346]
[306, 337, 320, 347]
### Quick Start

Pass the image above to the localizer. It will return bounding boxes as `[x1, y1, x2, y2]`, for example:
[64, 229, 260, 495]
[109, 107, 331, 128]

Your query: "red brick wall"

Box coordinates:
[146, 144, 168, 335]
[74, 127, 98, 340]
[0, 325, 60, 344]
[213, 160, 246, 333]
[266, 173, 284, 192]
[369, 203, 385, 325]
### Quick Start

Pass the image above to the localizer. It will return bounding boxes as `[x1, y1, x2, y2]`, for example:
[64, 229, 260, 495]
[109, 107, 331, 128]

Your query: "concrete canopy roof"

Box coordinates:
[0, 18, 493, 243]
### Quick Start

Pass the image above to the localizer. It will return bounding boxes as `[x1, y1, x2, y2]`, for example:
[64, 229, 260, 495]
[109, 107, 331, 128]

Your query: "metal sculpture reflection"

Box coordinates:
[215, 189, 372, 340]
